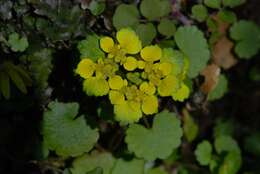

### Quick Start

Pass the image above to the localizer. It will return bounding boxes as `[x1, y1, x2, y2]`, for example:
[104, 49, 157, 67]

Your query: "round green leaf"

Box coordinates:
[135, 23, 156, 46]
[77, 35, 105, 61]
[71, 151, 115, 174]
[195, 140, 213, 166]
[112, 4, 140, 30]
[230, 20, 260, 59]
[158, 19, 176, 37]
[140, 0, 171, 21]
[214, 135, 240, 154]
[125, 111, 183, 161]
[218, 10, 237, 24]
[42, 102, 99, 157]
[218, 151, 242, 174]
[223, 0, 244, 8]
[7, 32, 29, 52]
[112, 158, 144, 174]
[175, 26, 210, 78]
[191, 5, 208, 22]
[88, 1, 105, 16]
[204, 0, 221, 9]
[208, 74, 228, 101]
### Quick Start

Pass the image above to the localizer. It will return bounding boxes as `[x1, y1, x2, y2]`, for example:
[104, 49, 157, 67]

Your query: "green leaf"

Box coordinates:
[157, 19, 176, 37]
[112, 158, 144, 174]
[20, 49, 53, 96]
[126, 111, 183, 161]
[218, 10, 237, 24]
[195, 141, 213, 166]
[135, 23, 156, 46]
[140, 0, 171, 21]
[218, 151, 242, 174]
[42, 101, 99, 157]
[249, 66, 260, 82]
[175, 26, 210, 78]
[230, 20, 260, 59]
[87, 168, 103, 174]
[208, 74, 228, 101]
[78, 35, 105, 61]
[7, 32, 29, 52]
[4, 62, 27, 94]
[71, 151, 115, 174]
[204, 0, 221, 9]
[183, 110, 198, 142]
[214, 135, 240, 154]
[112, 4, 140, 30]
[146, 167, 168, 174]
[191, 5, 208, 22]
[223, 0, 244, 8]
[214, 119, 234, 138]
[0, 71, 10, 99]
[244, 132, 260, 156]
[88, 1, 105, 16]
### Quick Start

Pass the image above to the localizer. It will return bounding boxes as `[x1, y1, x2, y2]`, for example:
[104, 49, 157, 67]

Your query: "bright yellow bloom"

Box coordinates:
[137, 60, 146, 69]
[158, 75, 180, 96]
[159, 62, 172, 76]
[140, 82, 156, 95]
[140, 45, 162, 62]
[116, 28, 142, 54]
[100, 37, 114, 53]
[108, 75, 124, 90]
[76, 59, 96, 79]
[83, 77, 109, 96]
[114, 100, 142, 123]
[123, 56, 138, 71]
[172, 83, 190, 102]
[142, 95, 158, 115]
[109, 90, 125, 104]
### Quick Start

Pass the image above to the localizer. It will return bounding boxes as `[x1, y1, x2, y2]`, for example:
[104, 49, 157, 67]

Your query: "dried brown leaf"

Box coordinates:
[213, 36, 237, 69]
[200, 64, 221, 93]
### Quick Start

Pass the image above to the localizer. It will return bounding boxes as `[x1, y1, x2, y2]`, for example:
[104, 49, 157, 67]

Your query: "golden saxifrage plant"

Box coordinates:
[76, 28, 190, 123]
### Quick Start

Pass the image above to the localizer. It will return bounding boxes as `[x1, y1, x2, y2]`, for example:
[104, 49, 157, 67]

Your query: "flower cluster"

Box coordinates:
[76, 28, 190, 123]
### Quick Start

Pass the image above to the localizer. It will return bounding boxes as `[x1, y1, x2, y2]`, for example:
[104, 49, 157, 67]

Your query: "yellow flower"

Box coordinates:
[158, 62, 172, 76]
[108, 75, 124, 90]
[76, 59, 96, 79]
[172, 83, 190, 102]
[116, 28, 142, 54]
[140, 82, 156, 95]
[114, 100, 142, 123]
[123, 56, 138, 71]
[140, 45, 162, 62]
[100, 37, 114, 53]
[158, 75, 180, 96]
[109, 90, 125, 104]
[137, 60, 146, 69]
[142, 95, 158, 115]
[83, 77, 109, 96]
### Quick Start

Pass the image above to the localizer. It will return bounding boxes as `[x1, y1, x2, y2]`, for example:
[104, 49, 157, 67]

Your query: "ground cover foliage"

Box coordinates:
[0, 0, 260, 174]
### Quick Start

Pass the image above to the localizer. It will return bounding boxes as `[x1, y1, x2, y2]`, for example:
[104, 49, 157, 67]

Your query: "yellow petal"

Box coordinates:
[140, 45, 162, 62]
[159, 62, 172, 76]
[100, 37, 114, 53]
[123, 56, 138, 71]
[108, 75, 124, 90]
[172, 83, 190, 102]
[83, 77, 109, 96]
[142, 95, 158, 115]
[137, 60, 146, 69]
[158, 75, 180, 96]
[76, 59, 96, 79]
[140, 82, 156, 95]
[116, 28, 142, 54]
[109, 90, 125, 104]
[114, 100, 142, 123]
